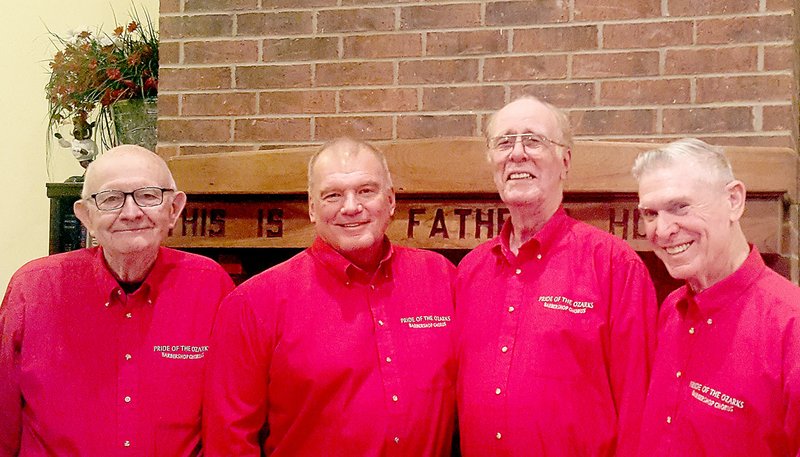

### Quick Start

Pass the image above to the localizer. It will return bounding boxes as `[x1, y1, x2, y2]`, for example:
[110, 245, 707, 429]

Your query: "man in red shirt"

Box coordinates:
[633, 138, 800, 456]
[0, 145, 235, 456]
[456, 96, 657, 456]
[202, 138, 456, 456]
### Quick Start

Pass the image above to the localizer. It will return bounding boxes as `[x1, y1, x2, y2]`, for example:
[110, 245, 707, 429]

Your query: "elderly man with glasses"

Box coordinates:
[455, 96, 658, 456]
[0, 145, 234, 456]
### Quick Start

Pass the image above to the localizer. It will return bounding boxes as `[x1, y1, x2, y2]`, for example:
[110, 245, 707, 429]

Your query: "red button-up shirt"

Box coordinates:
[637, 246, 800, 456]
[455, 208, 657, 457]
[0, 247, 234, 457]
[203, 237, 457, 457]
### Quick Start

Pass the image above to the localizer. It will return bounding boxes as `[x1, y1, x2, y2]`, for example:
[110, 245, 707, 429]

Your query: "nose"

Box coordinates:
[652, 211, 678, 241]
[118, 193, 144, 218]
[339, 192, 363, 215]
[508, 137, 527, 161]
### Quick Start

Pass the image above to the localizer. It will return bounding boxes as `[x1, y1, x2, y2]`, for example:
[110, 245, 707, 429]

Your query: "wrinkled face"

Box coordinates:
[74, 152, 185, 259]
[308, 149, 396, 264]
[488, 99, 570, 210]
[637, 162, 738, 289]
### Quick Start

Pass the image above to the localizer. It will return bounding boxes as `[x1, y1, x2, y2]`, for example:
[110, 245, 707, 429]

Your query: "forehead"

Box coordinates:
[638, 163, 711, 205]
[311, 148, 388, 190]
[489, 99, 560, 138]
[85, 152, 168, 193]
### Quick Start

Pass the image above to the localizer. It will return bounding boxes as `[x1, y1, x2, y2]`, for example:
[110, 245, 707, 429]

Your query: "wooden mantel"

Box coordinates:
[166, 137, 798, 279]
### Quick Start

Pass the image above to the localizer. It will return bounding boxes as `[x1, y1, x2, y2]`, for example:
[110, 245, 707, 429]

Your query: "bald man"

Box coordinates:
[0, 145, 234, 456]
[203, 138, 457, 456]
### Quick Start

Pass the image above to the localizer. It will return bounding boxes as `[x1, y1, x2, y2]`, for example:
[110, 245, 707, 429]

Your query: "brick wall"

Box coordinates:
[157, 0, 798, 157]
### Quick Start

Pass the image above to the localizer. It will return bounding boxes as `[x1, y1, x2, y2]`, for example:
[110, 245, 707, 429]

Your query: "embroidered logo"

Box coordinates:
[538, 295, 594, 314]
[399, 315, 451, 329]
[689, 380, 745, 413]
[153, 344, 209, 360]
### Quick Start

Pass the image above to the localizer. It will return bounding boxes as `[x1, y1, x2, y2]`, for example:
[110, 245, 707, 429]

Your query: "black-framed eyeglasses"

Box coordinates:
[488, 132, 566, 153]
[90, 187, 175, 211]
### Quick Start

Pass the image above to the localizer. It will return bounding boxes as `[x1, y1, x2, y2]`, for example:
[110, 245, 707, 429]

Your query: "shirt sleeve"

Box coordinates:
[203, 288, 273, 457]
[608, 255, 658, 457]
[785, 318, 800, 456]
[0, 276, 24, 456]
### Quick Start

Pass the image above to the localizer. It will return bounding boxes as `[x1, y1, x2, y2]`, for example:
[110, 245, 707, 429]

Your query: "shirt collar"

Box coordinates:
[493, 206, 573, 262]
[309, 236, 394, 284]
[682, 245, 766, 315]
[93, 246, 162, 307]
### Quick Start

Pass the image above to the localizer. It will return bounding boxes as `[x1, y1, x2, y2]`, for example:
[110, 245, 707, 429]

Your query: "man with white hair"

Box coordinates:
[633, 138, 800, 456]
[0, 145, 234, 456]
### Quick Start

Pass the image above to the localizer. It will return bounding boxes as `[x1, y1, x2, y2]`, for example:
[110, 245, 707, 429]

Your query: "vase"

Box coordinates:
[111, 97, 158, 152]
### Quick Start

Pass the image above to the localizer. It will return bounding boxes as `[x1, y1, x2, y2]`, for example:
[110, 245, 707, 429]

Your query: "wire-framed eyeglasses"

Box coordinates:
[90, 187, 175, 211]
[488, 132, 566, 153]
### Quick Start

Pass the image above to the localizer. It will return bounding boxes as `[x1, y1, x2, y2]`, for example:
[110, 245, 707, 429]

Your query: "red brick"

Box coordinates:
[184, 40, 259, 64]
[340, 88, 418, 113]
[665, 47, 758, 75]
[399, 59, 479, 84]
[484, 55, 568, 82]
[343, 34, 422, 59]
[572, 52, 659, 78]
[160, 0, 180, 14]
[317, 8, 395, 33]
[262, 0, 336, 7]
[159, 67, 232, 90]
[423, 86, 506, 111]
[509, 82, 596, 107]
[570, 109, 656, 135]
[236, 65, 312, 89]
[157, 94, 179, 117]
[178, 145, 257, 155]
[234, 118, 310, 141]
[316, 62, 394, 87]
[689, 135, 793, 148]
[260, 91, 337, 114]
[264, 37, 339, 62]
[182, 93, 257, 116]
[697, 75, 794, 103]
[184, 0, 257, 12]
[603, 22, 692, 49]
[668, 0, 758, 15]
[399, 4, 481, 30]
[662, 107, 753, 133]
[159, 42, 180, 65]
[574, 0, 661, 20]
[601, 79, 690, 105]
[763, 105, 793, 131]
[764, 45, 793, 71]
[486, 1, 567, 26]
[767, 0, 793, 10]
[427, 30, 506, 56]
[315, 116, 393, 141]
[158, 119, 232, 142]
[514, 26, 598, 52]
[238, 12, 313, 36]
[697, 15, 792, 45]
[160, 15, 233, 39]
[396, 114, 477, 139]
[341, 0, 405, 4]
[155, 145, 179, 159]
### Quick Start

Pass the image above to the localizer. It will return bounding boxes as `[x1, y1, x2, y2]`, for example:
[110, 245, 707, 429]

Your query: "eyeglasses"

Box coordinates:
[90, 187, 174, 211]
[488, 132, 566, 153]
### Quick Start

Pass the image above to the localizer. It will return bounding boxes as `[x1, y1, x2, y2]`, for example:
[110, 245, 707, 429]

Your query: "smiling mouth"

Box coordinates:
[340, 222, 368, 228]
[663, 242, 692, 255]
[507, 172, 534, 181]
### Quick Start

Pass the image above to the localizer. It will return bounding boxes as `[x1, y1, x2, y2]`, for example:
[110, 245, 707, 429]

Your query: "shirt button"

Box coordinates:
[536, 254, 542, 260]
[501, 346, 508, 353]
[124, 440, 131, 447]
[125, 312, 132, 319]
[676, 371, 682, 378]
[147, 299, 152, 304]
[666, 416, 672, 424]
[394, 437, 400, 444]
[689, 327, 695, 335]
[371, 284, 376, 290]
[707, 318, 713, 325]
[385, 357, 392, 363]
[392, 395, 398, 402]
[124, 396, 131, 403]
[495, 388, 501, 395]
[496, 432, 502, 440]
[515, 268, 522, 275]
[104, 302, 110, 308]
[378, 320, 385, 326]
[125, 354, 132, 361]
[508, 306, 515, 313]
[117, 290, 123, 296]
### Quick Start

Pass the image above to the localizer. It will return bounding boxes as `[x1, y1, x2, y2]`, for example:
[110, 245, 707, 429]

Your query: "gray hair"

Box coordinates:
[485, 95, 573, 150]
[81, 145, 178, 199]
[307, 137, 394, 194]
[631, 138, 735, 185]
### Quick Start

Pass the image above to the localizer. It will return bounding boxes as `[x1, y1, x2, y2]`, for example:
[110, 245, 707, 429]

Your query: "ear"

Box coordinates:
[73, 199, 93, 235]
[560, 147, 572, 180]
[308, 195, 317, 223]
[387, 187, 396, 217]
[726, 180, 746, 222]
[167, 191, 187, 230]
